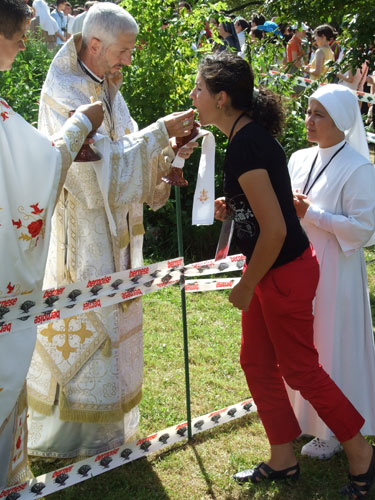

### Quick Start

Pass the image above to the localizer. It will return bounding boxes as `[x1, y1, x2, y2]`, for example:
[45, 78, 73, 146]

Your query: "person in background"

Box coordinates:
[234, 17, 249, 55]
[51, 0, 67, 46]
[64, 1, 74, 37]
[329, 31, 341, 62]
[250, 12, 265, 29]
[31, 0, 61, 49]
[288, 84, 375, 462]
[304, 24, 334, 81]
[217, 20, 241, 53]
[287, 22, 308, 72]
[337, 54, 369, 110]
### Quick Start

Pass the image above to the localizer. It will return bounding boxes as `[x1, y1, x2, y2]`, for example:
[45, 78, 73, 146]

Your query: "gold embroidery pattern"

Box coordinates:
[65, 129, 85, 153]
[39, 318, 94, 361]
[110, 152, 121, 168]
[198, 188, 209, 203]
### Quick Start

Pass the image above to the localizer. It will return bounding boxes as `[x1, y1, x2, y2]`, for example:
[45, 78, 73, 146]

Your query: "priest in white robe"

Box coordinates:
[288, 84, 375, 459]
[27, 2, 195, 458]
[0, 0, 103, 487]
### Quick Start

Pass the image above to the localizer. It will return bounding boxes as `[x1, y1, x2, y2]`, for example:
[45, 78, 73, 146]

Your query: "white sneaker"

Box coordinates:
[301, 437, 343, 459]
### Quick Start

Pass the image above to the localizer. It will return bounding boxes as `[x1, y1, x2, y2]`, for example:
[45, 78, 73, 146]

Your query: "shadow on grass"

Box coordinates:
[29, 415, 371, 500]
[30, 456, 171, 500]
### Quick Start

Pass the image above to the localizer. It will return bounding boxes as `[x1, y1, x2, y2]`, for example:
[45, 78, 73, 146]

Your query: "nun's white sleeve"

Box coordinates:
[304, 162, 375, 255]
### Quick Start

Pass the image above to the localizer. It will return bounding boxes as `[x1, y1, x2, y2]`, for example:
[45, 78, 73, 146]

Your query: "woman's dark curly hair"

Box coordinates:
[198, 52, 285, 137]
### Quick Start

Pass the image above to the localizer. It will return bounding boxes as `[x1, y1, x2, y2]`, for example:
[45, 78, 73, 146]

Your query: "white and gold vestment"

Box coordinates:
[27, 34, 173, 457]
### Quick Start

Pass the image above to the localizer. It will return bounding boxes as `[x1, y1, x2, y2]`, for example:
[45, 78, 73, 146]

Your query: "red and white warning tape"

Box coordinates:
[0, 254, 247, 336]
[0, 258, 184, 335]
[0, 253, 249, 498]
[0, 398, 256, 500]
[185, 278, 240, 292]
[184, 254, 245, 277]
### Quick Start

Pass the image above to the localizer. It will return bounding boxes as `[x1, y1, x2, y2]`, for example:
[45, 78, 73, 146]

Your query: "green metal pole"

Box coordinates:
[175, 186, 192, 441]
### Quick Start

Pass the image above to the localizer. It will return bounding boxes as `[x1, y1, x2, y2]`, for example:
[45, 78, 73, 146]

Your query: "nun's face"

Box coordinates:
[218, 23, 226, 37]
[305, 99, 342, 147]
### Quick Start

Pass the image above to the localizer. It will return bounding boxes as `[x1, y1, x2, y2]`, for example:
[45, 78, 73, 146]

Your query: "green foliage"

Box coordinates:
[0, 31, 54, 125]
[120, 0, 229, 261]
[245, 33, 311, 157]
[120, 0, 226, 125]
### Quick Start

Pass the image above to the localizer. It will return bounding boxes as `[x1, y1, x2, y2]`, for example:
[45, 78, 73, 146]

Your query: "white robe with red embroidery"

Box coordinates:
[0, 98, 90, 487]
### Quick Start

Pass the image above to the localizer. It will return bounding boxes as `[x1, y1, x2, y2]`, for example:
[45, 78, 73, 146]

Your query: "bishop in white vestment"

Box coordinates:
[27, 3, 195, 458]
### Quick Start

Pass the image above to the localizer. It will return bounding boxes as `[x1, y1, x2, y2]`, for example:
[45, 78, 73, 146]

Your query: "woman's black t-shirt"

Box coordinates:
[223, 121, 309, 268]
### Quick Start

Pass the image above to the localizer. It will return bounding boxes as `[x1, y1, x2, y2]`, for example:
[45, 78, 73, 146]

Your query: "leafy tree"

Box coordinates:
[120, 0, 229, 260]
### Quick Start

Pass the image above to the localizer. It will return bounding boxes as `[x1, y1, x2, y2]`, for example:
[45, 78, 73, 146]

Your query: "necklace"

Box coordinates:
[228, 111, 248, 143]
[302, 142, 346, 196]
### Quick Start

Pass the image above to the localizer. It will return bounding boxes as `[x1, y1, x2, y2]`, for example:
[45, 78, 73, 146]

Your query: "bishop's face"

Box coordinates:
[0, 21, 28, 71]
[95, 32, 137, 77]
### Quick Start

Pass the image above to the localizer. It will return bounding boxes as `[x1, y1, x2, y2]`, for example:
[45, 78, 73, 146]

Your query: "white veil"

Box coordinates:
[32, 0, 59, 36]
[310, 83, 370, 160]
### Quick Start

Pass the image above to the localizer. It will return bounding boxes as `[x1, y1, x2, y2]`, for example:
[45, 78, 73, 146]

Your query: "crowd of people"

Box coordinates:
[26, 0, 98, 49]
[177, 5, 374, 121]
[1, 0, 375, 498]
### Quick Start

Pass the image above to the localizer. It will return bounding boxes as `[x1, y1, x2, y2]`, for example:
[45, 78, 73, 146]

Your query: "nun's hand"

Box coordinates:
[293, 190, 310, 218]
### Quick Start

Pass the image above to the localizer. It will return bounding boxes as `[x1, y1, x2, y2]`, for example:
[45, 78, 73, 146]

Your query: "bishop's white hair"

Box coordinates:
[82, 2, 138, 48]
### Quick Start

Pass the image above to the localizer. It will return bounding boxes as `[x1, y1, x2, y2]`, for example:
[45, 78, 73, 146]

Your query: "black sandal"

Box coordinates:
[233, 461, 300, 484]
[340, 445, 375, 498]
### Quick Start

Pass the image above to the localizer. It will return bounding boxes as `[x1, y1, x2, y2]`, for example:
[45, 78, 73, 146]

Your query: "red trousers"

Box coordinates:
[240, 245, 364, 445]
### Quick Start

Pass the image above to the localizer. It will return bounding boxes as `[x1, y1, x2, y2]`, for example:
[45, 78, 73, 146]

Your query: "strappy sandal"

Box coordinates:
[233, 461, 300, 484]
[340, 445, 375, 498]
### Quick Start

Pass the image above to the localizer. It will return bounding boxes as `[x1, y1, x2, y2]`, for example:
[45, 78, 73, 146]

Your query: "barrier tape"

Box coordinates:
[0, 255, 248, 336]
[0, 254, 248, 498]
[185, 278, 240, 292]
[184, 254, 245, 277]
[0, 258, 184, 335]
[0, 398, 256, 500]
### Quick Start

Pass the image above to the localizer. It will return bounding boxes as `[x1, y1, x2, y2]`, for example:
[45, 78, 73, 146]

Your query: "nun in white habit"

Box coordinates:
[32, 0, 59, 35]
[288, 84, 375, 459]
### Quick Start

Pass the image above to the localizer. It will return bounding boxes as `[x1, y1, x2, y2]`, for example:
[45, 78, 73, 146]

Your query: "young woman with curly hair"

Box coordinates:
[190, 52, 375, 498]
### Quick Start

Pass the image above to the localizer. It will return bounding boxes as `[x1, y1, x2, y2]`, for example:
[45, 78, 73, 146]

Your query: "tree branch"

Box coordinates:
[223, 1, 263, 14]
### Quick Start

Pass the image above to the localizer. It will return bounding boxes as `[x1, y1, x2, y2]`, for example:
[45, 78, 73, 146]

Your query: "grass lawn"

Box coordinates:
[29, 253, 375, 500]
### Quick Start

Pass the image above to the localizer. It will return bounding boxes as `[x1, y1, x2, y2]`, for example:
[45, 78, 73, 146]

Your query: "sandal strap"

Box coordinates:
[341, 445, 375, 498]
[348, 471, 372, 485]
[255, 461, 299, 480]
[341, 481, 368, 497]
